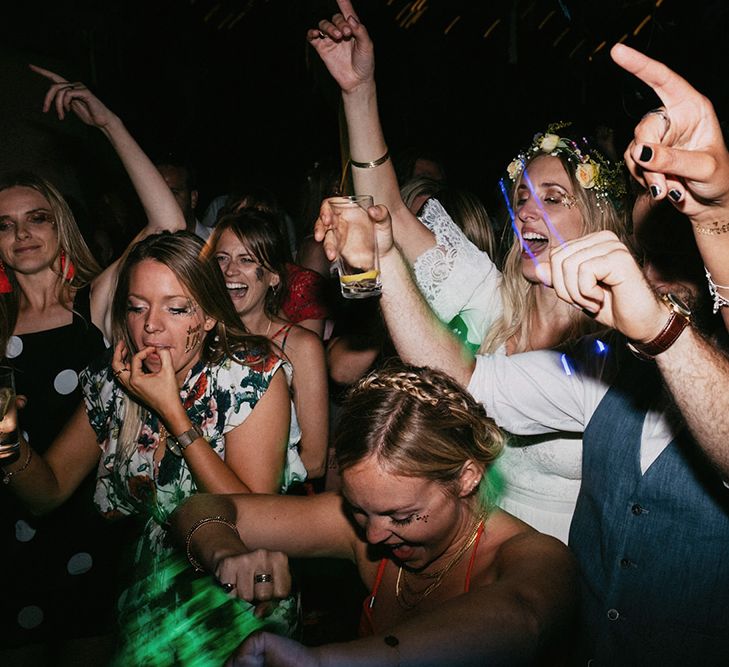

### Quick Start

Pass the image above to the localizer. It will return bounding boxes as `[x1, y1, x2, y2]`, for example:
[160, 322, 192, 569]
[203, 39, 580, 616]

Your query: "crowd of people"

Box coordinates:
[1, 0, 728, 664]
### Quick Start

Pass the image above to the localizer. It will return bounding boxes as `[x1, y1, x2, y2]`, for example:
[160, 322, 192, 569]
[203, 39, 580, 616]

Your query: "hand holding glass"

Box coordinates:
[330, 195, 382, 298]
[0, 367, 19, 460]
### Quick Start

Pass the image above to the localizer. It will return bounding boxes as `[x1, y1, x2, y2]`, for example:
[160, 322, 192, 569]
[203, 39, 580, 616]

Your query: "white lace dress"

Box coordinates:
[412, 198, 582, 543]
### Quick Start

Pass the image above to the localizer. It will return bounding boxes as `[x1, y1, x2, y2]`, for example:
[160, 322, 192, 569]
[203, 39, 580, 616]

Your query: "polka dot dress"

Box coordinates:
[0, 287, 132, 648]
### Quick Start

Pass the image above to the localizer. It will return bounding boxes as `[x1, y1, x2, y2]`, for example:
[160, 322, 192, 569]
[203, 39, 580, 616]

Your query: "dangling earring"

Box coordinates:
[60, 250, 75, 281]
[0, 260, 12, 294]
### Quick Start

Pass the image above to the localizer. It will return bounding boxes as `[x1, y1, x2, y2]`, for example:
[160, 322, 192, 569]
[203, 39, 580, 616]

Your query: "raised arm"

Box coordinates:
[550, 230, 729, 476]
[612, 44, 729, 331]
[307, 0, 434, 263]
[31, 65, 186, 338]
[316, 203, 475, 386]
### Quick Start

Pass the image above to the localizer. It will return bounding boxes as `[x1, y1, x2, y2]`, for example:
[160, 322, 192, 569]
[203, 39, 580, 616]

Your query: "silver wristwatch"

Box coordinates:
[167, 423, 203, 457]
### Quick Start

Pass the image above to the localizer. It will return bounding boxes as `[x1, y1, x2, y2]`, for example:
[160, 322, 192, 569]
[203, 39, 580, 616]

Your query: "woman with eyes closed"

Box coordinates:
[0, 67, 186, 664]
[0, 231, 303, 665]
[172, 363, 576, 667]
[310, 0, 628, 543]
[205, 209, 328, 480]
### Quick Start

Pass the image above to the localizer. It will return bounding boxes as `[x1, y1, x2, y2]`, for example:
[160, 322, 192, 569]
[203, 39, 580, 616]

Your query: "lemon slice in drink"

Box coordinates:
[340, 269, 380, 284]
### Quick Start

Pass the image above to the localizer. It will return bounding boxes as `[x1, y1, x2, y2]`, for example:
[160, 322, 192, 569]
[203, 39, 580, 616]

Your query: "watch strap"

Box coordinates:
[628, 295, 690, 360]
[167, 423, 203, 457]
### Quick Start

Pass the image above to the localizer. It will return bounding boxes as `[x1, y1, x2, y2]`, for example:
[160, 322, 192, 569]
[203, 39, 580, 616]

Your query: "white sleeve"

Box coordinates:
[467, 344, 612, 436]
[413, 199, 503, 343]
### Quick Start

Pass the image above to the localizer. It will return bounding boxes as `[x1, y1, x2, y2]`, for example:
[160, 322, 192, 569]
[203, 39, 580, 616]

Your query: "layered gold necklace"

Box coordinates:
[395, 514, 485, 610]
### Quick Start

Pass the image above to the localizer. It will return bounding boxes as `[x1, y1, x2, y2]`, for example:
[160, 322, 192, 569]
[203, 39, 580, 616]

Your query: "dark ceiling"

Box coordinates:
[2, 0, 727, 214]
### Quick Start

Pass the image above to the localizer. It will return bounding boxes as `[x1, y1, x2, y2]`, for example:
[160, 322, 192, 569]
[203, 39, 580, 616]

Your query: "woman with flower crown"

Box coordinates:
[309, 0, 628, 544]
[173, 363, 576, 666]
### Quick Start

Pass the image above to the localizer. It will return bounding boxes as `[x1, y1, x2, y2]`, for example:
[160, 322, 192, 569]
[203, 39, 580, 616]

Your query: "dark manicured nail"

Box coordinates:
[639, 145, 653, 162]
[649, 184, 661, 198]
[668, 189, 682, 202]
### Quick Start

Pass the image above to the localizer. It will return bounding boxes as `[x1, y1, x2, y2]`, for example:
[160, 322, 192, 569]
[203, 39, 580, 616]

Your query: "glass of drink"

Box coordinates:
[330, 195, 381, 299]
[0, 367, 19, 459]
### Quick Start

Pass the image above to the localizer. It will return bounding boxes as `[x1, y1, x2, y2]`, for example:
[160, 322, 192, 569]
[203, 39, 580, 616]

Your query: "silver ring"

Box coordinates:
[113, 367, 129, 378]
[253, 573, 273, 584]
[643, 107, 671, 140]
[220, 582, 235, 593]
[318, 30, 326, 39]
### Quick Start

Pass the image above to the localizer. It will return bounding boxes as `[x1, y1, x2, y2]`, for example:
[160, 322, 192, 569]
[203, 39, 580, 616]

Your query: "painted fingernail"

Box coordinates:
[649, 184, 662, 199]
[668, 189, 682, 202]
[639, 145, 653, 162]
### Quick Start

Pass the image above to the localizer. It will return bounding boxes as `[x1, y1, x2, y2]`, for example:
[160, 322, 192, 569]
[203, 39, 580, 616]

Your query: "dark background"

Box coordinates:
[1, 0, 727, 236]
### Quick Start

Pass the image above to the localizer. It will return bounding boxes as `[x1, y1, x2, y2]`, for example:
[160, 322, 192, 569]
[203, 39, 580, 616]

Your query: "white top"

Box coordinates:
[467, 340, 676, 475]
[413, 199, 503, 348]
[411, 199, 587, 542]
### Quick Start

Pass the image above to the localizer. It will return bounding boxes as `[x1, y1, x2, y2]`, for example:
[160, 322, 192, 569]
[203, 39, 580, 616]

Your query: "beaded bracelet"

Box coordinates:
[350, 149, 390, 169]
[706, 267, 729, 313]
[185, 515, 240, 572]
[1, 444, 32, 485]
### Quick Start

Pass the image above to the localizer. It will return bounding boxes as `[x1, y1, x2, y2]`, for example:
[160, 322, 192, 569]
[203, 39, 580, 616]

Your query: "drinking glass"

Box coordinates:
[330, 195, 382, 299]
[0, 367, 19, 459]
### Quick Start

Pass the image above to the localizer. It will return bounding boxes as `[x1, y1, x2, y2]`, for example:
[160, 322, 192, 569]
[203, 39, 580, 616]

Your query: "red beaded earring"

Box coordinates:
[0, 260, 12, 294]
[60, 250, 75, 281]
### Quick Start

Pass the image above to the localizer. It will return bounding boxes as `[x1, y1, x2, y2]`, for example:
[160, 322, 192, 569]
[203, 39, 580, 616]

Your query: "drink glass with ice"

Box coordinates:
[330, 195, 382, 299]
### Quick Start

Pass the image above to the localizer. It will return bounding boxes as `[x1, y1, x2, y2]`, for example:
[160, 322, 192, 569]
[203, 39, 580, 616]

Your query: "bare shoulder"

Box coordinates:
[281, 323, 325, 359]
[479, 509, 575, 578]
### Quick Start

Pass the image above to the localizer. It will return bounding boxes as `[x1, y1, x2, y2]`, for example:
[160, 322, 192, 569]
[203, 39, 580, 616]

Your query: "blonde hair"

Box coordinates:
[0, 173, 101, 356]
[336, 363, 504, 506]
[480, 153, 627, 354]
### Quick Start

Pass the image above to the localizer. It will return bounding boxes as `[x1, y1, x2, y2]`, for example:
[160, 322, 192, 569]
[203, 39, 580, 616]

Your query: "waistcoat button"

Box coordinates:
[607, 608, 620, 621]
[631, 503, 643, 515]
[620, 558, 633, 569]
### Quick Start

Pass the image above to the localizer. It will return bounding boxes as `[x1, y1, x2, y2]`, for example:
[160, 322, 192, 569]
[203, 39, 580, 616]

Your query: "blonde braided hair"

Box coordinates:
[336, 363, 504, 504]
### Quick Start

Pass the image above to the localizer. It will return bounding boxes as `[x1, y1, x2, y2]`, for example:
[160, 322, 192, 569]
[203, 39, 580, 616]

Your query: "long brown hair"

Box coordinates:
[0, 172, 101, 357]
[111, 230, 269, 362]
[204, 209, 289, 318]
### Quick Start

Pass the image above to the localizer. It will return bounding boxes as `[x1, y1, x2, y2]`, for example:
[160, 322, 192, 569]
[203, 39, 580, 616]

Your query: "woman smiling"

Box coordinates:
[173, 364, 576, 666]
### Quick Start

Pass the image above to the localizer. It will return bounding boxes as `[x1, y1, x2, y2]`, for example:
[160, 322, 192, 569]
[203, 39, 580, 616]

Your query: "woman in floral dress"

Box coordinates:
[0, 231, 303, 665]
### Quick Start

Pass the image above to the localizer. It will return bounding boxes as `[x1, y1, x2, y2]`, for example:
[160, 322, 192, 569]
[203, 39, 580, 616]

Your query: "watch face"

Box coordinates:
[664, 292, 691, 318]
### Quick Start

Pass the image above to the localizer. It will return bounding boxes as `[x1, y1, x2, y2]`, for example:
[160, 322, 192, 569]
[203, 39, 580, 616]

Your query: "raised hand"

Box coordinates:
[549, 231, 666, 343]
[30, 64, 118, 130]
[314, 198, 395, 261]
[306, 0, 374, 93]
[611, 44, 729, 220]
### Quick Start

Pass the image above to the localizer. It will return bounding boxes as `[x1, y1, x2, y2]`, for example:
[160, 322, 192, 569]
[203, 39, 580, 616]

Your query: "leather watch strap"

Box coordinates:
[628, 293, 691, 360]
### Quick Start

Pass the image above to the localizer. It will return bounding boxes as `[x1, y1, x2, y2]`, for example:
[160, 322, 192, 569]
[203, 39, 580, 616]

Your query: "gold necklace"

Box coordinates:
[395, 514, 484, 610]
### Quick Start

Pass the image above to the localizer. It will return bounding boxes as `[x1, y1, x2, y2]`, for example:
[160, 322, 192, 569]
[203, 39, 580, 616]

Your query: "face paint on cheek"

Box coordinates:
[254, 266, 264, 282]
[184, 323, 202, 353]
[415, 514, 429, 523]
[562, 194, 577, 209]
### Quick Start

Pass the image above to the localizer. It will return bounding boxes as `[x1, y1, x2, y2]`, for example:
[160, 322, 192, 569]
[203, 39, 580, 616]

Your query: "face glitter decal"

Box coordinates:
[184, 323, 202, 353]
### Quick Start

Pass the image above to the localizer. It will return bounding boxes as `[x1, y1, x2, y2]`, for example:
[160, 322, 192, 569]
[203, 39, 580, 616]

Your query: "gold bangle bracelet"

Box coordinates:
[350, 149, 390, 169]
[184, 515, 240, 572]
